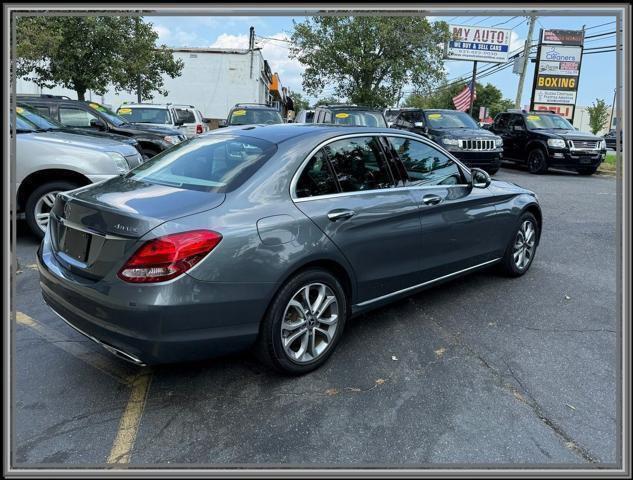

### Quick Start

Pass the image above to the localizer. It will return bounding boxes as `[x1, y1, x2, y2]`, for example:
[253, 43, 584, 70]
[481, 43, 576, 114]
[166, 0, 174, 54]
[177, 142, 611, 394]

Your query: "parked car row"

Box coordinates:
[292, 105, 608, 176]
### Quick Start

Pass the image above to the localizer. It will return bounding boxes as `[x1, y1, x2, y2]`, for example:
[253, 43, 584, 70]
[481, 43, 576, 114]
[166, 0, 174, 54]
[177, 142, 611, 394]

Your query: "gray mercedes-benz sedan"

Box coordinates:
[38, 124, 542, 374]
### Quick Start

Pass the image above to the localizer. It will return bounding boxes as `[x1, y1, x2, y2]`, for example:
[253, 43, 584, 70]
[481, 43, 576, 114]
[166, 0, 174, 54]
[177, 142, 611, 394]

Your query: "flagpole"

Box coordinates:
[469, 61, 477, 117]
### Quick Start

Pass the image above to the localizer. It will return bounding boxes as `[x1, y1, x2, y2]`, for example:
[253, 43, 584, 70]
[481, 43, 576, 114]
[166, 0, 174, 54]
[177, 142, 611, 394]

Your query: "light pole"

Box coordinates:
[515, 15, 536, 109]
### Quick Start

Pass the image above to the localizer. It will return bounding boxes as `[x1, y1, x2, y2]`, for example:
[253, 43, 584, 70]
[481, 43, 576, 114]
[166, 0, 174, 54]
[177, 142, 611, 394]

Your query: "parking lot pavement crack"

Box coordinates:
[505, 324, 616, 334]
[428, 318, 600, 464]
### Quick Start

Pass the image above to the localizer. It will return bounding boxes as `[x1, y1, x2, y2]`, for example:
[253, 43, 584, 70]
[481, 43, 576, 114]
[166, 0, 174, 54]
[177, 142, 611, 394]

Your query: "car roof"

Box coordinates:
[120, 103, 196, 109]
[203, 123, 404, 144]
[231, 104, 277, 110]
[316, 105, 381, 111]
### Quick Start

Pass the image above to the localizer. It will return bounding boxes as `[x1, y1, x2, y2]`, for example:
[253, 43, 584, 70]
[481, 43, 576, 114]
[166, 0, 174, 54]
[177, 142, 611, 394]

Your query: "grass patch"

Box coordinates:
[599, 152, 618, 173]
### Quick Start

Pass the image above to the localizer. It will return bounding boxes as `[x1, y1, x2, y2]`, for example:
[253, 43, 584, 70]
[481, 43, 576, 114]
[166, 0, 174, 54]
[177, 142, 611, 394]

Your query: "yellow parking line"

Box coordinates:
[15, 311, 132, 385]
[107, 371, 153, 465]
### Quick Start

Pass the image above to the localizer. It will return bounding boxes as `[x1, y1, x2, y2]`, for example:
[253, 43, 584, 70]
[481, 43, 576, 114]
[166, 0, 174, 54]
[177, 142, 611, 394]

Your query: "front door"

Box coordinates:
[293, 135, 422, 304]
[385, 135, 501, 282]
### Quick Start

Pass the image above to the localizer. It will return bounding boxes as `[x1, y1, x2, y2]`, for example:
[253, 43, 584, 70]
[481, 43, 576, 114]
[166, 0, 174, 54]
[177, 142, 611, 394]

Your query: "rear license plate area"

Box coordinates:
[61, 227, 92, 263]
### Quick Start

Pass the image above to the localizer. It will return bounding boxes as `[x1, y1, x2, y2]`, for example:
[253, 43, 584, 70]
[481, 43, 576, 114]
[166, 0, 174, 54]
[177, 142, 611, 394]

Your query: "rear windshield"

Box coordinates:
[331, 111, 387, 128]
[229, 109, 283, 126]
[16, 105, 62, 130]
[125, 135, 277, 193]
[117, 107, 171, 124]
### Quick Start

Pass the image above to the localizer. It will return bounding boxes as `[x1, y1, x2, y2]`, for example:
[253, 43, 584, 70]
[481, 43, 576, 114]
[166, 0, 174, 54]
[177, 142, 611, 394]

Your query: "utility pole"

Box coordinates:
[609, 88, 616, 130]
[135, 17, 142, 103]
[469, 61, 477, 117]
[249, 26, 255, 80]
[515, 15, 536, 109]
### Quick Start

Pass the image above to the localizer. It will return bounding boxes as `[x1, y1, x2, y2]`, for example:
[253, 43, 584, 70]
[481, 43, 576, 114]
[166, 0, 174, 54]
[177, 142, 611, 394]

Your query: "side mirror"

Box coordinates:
[513, 125, 525, 131]
[413, 121, 425, 128]
[471, 168, 491, 188]
[89, 118, 106, 130]
[218, 119, 227, 128]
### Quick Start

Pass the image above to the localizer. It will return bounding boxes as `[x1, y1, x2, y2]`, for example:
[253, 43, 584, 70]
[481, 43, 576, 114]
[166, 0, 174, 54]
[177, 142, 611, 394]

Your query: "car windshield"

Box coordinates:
[425, 111, 479, 129]
[125, 135, 277, 193]
[331, 111, 387, 127]
[117, 107, 171, 125]
[229, 109, 283, 125]
[86, 102, 128, 126]
[16, 105, 62, 130]
[14, 114, 38, 133]
[525, 114, 574, 130]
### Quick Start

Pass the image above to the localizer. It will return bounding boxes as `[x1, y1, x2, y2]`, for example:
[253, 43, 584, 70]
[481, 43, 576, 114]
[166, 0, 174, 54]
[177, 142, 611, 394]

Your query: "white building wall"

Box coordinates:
[16, 49, 269, 120]
[573, 105, 614, 136]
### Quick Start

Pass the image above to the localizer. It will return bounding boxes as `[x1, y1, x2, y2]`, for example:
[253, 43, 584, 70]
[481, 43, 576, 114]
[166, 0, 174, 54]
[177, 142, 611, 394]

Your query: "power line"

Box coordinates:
[490, 16, 519, 27]
[584, 20, 616, 30]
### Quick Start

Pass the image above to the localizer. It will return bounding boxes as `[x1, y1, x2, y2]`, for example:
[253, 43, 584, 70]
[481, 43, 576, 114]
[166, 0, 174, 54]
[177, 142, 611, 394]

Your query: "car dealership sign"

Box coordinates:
[446, 25, 512, 63]
[530, 29, 585, 120]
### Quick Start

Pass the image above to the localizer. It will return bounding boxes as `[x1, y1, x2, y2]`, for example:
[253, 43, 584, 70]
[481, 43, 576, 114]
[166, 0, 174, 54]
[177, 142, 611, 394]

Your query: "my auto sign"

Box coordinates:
[446, 25, 512, 63]
[530, 29, 584, 120]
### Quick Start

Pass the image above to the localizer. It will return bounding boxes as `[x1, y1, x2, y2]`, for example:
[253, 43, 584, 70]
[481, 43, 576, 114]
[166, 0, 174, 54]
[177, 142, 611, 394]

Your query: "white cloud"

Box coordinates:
[209, 32, 306, 95]
[509, 31, 525, 53]
[153, 25, 171, 44]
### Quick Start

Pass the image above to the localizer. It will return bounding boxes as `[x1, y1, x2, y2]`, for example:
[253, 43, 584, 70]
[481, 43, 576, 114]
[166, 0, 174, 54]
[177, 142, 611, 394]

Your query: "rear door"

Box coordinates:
[385, 135, 501, 282]
[293, 135, 422, 304]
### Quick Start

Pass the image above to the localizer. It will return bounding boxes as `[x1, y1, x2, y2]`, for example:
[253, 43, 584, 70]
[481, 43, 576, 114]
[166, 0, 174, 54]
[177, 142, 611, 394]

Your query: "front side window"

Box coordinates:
[494, 114, 509, 131]
[59, 107, 99, 127]
[229, 109, 283, 125]
[388, 137, 465, 186]
[295, 149, 339, 198]
[126, 135, 277, 193]
[325, 137, 394, 192]
[117, 107, 171, 124]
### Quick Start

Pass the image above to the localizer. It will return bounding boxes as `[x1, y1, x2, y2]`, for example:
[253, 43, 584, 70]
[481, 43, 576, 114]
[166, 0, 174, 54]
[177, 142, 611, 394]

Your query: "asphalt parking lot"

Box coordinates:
[12, 164, 619, 467]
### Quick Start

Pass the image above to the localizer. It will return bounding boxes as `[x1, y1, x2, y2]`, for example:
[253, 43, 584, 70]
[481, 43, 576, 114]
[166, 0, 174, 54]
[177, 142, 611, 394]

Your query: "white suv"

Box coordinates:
[115, 103, 209, 138]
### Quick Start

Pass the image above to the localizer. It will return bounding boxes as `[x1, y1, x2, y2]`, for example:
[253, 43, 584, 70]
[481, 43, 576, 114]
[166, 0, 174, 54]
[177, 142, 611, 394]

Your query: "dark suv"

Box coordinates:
[313, 105, 388, 128]
[220, 103, 284, 127]
[391, 108, 503, 174]
[489, 110, 607, 175]
[17, 95, 187, 158]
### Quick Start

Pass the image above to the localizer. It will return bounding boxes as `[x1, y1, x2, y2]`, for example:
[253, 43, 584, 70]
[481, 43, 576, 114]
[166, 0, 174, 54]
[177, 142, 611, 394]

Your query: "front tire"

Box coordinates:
[256, 269, 348, 375]
[500, 212, 539, 277]
[527, 148, 549, 174]
[25, 180, 80, 239]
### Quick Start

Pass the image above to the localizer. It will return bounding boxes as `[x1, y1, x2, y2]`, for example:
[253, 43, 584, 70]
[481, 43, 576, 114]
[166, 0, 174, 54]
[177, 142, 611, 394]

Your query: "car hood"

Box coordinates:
[532, 129, 602, 141]
[122, 123, 182, 136]
[24, 130, 138, 154]
[58, 128, 138, 145]
[430, 127, 499, 139]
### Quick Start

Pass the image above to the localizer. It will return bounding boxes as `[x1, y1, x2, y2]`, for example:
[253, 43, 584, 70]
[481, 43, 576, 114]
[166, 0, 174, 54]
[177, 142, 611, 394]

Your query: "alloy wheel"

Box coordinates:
[280, 282, 339, 364]
[33, 190, 61, 233]
[513, 219, 536, 270]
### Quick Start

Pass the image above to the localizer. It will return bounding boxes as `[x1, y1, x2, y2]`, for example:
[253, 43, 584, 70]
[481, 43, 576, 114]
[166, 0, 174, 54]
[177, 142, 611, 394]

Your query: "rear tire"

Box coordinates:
[499, 212, 539, 277]
[256, 269, 348, 375]
[527, 148, 549, 174]
[577, 166, 598, 175]
[25, 180, 80, 239]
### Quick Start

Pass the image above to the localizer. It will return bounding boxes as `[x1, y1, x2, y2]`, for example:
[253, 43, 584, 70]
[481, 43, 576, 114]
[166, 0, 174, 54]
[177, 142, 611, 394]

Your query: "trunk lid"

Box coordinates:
[49, 175, 225, 280]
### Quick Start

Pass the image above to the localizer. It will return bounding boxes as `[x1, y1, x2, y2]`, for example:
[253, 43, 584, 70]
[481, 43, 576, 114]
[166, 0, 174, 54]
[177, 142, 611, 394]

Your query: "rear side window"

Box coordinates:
[174, 108, 196, 123]
[388, 137, 465, 186]
[295, 149, 338, 198]
[325, 137, 394, 192]
[126, 135, 277, 193]
[59, 107, 99, 127]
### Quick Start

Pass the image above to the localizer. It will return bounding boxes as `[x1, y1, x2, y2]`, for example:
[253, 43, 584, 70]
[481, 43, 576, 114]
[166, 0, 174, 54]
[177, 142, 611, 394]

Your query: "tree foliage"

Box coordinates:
[586, 98, 610, 135]
[290, 16, 450, 108]
[15, 16, 183, 101]
[313, 95, 343, 107]
[404, 81, 514, 119]
[287, 89, 310, 111]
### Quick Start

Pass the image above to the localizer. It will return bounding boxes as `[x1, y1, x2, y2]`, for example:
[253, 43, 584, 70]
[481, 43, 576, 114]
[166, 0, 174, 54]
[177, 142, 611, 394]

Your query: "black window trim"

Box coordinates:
[291, 133, 473, 202]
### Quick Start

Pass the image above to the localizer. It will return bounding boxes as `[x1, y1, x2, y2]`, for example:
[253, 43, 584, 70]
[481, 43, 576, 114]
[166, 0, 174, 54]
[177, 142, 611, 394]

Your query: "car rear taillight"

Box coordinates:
[196, 124, 204, 134]
[118, 230, 222, 283]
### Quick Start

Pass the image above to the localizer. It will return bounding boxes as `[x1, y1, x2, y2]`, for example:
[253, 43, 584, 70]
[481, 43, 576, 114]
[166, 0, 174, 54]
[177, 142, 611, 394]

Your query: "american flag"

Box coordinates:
[452, 81, 477, 112]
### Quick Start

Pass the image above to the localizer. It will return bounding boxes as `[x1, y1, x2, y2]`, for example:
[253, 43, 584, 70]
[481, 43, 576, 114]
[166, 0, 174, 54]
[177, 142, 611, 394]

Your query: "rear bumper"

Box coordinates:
[37, 237, 271, 365]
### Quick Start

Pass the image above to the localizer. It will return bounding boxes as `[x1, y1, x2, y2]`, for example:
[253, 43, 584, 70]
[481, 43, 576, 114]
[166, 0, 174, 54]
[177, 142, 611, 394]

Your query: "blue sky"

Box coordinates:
[147, 14, 618, 108]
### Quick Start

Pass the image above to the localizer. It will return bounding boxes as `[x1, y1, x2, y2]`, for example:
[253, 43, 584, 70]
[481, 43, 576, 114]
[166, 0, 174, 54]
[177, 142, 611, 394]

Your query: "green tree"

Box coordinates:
[290, 16, 450, 108]
[313, 95, 343, 107]
[16, 16, 183, 101]
[403, 81, 513, 119]
[586, 98, 610, 135]
[287, 89, 310, 111]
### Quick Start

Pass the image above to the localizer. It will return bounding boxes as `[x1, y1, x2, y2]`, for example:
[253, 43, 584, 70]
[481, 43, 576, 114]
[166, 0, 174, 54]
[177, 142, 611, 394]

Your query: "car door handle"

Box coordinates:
[327, 209, 356, 221]
[422, 194, 443, 206]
